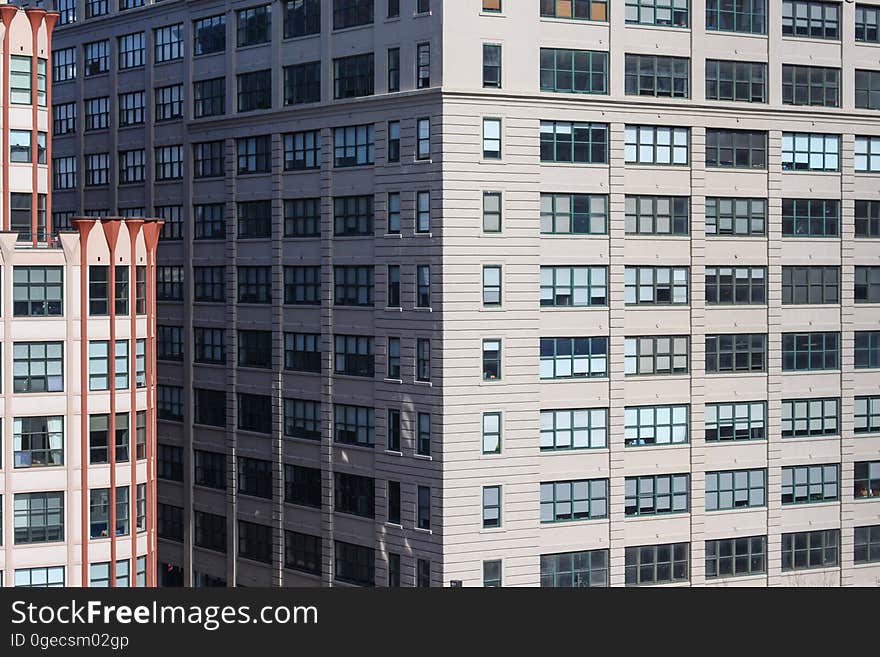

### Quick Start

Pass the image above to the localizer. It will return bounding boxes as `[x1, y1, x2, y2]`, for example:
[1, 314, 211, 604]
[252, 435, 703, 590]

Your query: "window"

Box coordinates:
[157, 326, 184, 362]
[237, 136, 272, 174]
[416, 265, 431, 307]
[540, 48, 607, 95]
[706, 0, 766, 34]
[540, 550, 608, 587]
[57, 0, 77, 25]
[782, 530, 839, 571]
[284, 131, 321, 172]
[83, 99, 109, 135]
[333, 0, 374, 30]
[855, 462, 880, 499]
[483, 486, 501, 528]
[118, 91, 144, 127]
[417, 43, 430, 89]
[194, 15, 226, 56]
[284, 266, 320, 305]
[14, 342, 63, 393]
[625, 0, 689, 27]
[540, 0, 608, 21]
[540, 337, 608, 379]
[155, 145, 183, 180]
[53, 47, 76, 83]
[238, 266, 272, 304]
[417, 339, 431, 382]
[541, 266, 607, 307]
[238, 456, 273, 499]
[417, 118, 431, 160]
[782, 64, 840, 109]
[193, 267, 225, 302]
[625, 266, 688, 305]
[334, 124, 374, 167]
[157, 385, 184, 421]
[482, 412, 502, 453]
[15, 566, 65, 588]
[480, 192, 502, 232]
[483, 339, 501, 380]
[782, 332, 839, 371]
[157, 503, 183, 542]
[706, 536, 766, 578]
[89, 266, 109, 315]
[156, 266, 184, 302]
[706, 129, 766, 168]
[625, 54, 689, 98]
[334, 53, 374, 99]
[284, 333, 322, 372]
[194, 450, 226, 490]
[84, 41, 109, 77]
[285, 0, 321, 38]
[237, 6, 271, 47]
[856, 200, 880, 238]
[334, 472, 374, 518]
[334, 335, 374, 377]
[625, 474, 689, 516]
[625, 196, 688, 235]
[782, 464, 839, 504]
[53, 157, 77, 190]
[13, 417, 64, 468]
[624, 336, 689, 375]
[387, 48, 400, 93]
[705, 59, 766, 102]
[53, 102, 76, 135]
[483, 44, 501, 88]
[285, 464, 322, 507]
[85, 0, 108, 18]
[284, 61, 321, 105]
[625, 543, 689, 586]
[705, 267, 766, 304]
[237, 70, 272, 112]
[334, 195, 373, 235]
[705, 334, 767, 373]
[856, 331, 880, 369]
[706, 198, 766, 236]
[540, 408, 608, 450]
[14, 492, 64, 544]
[194, 77, 225, 118]
[706, 469, 765, 511]
[334, 404, 375, 446]
[285, 531, 322, 575]
[540, 121, 608, 164]
[483, 560, 502, 587]
[193, 141, 225, 179]
[624, 405, 688, 447]
[855, 525, 880, 564]
[238, 521, 272, 564]
[333, 266, 372, 307]
[782, 267, 839, 304]
[386, 410, 401, 452]
[782, 398, 839, 439]
[194, 511, 227, 553]
[625, 125, 688, 165]
[154, 24, 184, 63]
[136, 485, 147, 532]
[782, 132, 839, 171]
[14, 267, 63, 317]
[541, 193, 607, 234]
[237, 393, 272, 434]
[856, 267, 880, 303]
[540, 479, 608, 522]
[414, 192, 431, 232]
[84, 154, 109, 187]
[482, 118, 501, 159]
[417, 413, 431, 455]
[334, 541, 374, 586]
[118, 149, 145, 184]
[481, 266, 501, 306]
[118, 33, 144, 70]
[389, 0, 400, 17]
[284, 399, 321, 440]
[157, 444, 183, 481]
[237, 200, 272, 238]
[782, 1, 839, 40]
[238, 330, 272, 369]
[857, 3, 880, 42]
[90, 487, 129, 538]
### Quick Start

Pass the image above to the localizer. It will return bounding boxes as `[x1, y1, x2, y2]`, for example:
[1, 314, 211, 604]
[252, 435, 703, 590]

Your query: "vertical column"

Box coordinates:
[270, 130, 285, 585]
[0, 5, 19, 231]
[607, 122, 627, 587]
[224, 134, 239, 587]
[102, 219, 121, 586]
[44, 13, 58, 236]
[27, 10, 45, 246]
[766, 130, 784, 586]
[127, 220, 144, 579]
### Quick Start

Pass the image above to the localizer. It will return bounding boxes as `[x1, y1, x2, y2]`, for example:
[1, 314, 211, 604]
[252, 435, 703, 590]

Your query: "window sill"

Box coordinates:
[385, 521, 403, 529]
[384, 306, 403, 312]
[626, 23, 690, 33]
[413, 453, 433, 462]
[481, 12, 507, 19]
[413, 527, 433, 535]
[413, 307, 433, 313]
[333, 441, 375, 453]
[384, 232, 403, 239]
[413, 231, 433, 238]
[281, 32, 320, 44]
[413, 380, 433, 387]
[384, 449, 403, 457]
[384, 377, 403, 384]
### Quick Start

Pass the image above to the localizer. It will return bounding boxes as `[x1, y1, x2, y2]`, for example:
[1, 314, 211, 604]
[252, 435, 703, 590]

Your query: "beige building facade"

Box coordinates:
[47, 0, 880, 587]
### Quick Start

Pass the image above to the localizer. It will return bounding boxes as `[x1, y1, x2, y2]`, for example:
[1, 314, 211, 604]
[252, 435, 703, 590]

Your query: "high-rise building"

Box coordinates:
[46, 0, 880, 587]
[0, 1, 163, 587]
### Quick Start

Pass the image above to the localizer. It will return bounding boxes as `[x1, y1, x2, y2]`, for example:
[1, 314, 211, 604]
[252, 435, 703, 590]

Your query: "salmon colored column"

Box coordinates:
[44, 12, 57, 240]
[26, 9, 46, 246]
[102, 219, 122, 586]
[0, 5, 19, 233]
[73, 218, 97, 586]
[141, 220, 162, 586]
[127, 220, 144, 582]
